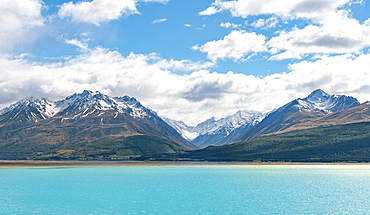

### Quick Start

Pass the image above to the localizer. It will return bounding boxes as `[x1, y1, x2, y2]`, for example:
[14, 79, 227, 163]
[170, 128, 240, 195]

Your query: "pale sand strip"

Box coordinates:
[0, 160, 369, 167]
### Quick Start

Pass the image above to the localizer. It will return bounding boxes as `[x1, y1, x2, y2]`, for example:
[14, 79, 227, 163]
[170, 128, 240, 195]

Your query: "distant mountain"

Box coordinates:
[0, 90, 195, 160]
[191, 110, 266, 148]
[240, 89, 360, 140]
[162, 117, 199, 141]
[270, 102, 370, 135]
[144, 89, 370, 162]
[165, 89, 360, 148]
[164, 110, 266, 148]
[162, 121, 370, 162]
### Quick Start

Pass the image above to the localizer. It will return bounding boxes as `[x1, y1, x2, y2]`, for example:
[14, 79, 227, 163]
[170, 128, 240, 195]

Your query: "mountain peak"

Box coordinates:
[80, 90, 104, 97]
[1, 90, 163, 128]
[297, 89, 360, 113]
[306, 89, 330, 103]
[0, 96, 57, 124]
[55, 90, 117, 115]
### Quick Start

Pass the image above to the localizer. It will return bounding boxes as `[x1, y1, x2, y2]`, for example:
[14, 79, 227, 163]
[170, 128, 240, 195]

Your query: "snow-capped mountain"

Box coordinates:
[240, 89, 361, 141]
[162, 117, 199, 141]
[196, 110, 266, 136]
[113, 95, 157, 118]
[164, 110, 266, 148]
[0, 90, 160, 125]
[192, 110, 266, 148]
[164, 89, 361, 148]
[55, 90, 156, 119]
[297, 89, 360, 113]
[0, 90, 196, 159]
[0, 97, 57, 125]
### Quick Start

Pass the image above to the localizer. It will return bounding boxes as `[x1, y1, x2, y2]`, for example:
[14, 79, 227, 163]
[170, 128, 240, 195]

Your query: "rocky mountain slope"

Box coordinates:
[240, 89, 360, 141]
[165, 89, 361, 148]
[0, 90, 195, 160]
[268, 102, 370, 135]
[160, 121, 370, 162]
[164, 110, 266, 148]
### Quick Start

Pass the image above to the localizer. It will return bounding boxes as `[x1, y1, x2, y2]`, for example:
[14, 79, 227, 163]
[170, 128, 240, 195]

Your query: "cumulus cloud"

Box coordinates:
[200, 0, 350, 18]
[58, 0, 162, 25]
[1, 48, 369, 125]
[0, 0, 44, 51]
[267, 10, 370, 60]
[58, 0, 138, 25]
[200, 0, 370, 60]
[192, 30, 267, 62]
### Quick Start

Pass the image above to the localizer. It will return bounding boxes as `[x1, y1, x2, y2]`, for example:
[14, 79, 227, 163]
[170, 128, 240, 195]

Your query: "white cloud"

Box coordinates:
[250, 16, 278, 29]
[58, 0, 139, 25]
[220, 22, 241, 28]
[152, 18, 167, 24]
[0, 0, 44, 51]
[184, 24, 192, 27]
[200, 0, 351, 19]
[192, 30, 267, 62]
[154, 59, 215, 72]
[2, 47, 369, 125]
[365, 18, 370, 26]
[198, 6, 220, 16]
[57, 0, 170, 25]
[267, 10, 370, 60]
[65, 38, 90, 52]
[201, 0, 370, 60]
[138, 0, 170, 2]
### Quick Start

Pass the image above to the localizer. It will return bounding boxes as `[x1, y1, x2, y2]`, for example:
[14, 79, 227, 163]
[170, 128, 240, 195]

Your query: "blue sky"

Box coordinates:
[1, 0, 370, 125]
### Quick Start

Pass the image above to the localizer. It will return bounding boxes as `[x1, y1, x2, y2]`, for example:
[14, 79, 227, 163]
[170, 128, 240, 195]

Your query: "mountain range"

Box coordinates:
[0, 90, 195, 160]
[164, 89, 361, 148]
[145, 90, 370, 162]
[0, 89, 369, 161]
[164, 110, 266, 148]
[239, 89, 361, 140]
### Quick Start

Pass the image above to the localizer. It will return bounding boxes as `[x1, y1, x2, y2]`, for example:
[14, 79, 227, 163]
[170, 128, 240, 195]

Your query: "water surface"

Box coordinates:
[1, 165, 370, 214]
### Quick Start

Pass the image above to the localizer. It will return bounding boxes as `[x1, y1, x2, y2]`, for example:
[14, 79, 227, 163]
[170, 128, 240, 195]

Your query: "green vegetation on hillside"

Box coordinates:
[2, 135, 187, 160]
[148, 122, 370, 162]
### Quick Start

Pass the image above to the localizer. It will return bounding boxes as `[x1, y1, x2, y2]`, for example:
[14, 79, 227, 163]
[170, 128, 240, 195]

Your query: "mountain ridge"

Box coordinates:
[164, 110, 266, 148]
[239, 89, 361, 141]
[0, 90, 196, 160]
[1, 88, 368, 161]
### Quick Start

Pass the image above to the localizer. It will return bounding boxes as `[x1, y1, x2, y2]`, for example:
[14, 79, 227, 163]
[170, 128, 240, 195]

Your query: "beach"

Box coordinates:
[1, 160, 368, 167]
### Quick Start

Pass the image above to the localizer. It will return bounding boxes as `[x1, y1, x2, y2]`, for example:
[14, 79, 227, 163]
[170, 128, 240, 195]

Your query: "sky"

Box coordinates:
[0, 0, 370, 125]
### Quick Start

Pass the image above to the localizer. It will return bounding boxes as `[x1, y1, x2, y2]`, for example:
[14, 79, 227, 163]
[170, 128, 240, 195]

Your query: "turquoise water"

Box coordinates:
[1, 165, 370, 214]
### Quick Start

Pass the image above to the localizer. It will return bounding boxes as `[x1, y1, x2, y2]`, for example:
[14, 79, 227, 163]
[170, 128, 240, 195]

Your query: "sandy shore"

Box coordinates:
[0, 160, 369, 167]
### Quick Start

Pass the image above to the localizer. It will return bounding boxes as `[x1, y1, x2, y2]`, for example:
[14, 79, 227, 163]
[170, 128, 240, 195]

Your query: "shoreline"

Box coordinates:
[1, 160, 369, 167]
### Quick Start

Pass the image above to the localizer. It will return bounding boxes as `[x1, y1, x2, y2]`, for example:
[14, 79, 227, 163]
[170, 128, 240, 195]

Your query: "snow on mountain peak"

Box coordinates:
[200, 110, 266, 136]
[1, 91, 156, 122]
[0, 97, 55, 116]
[293, 89, 360, 113]
[55, 90, 119, 115]
[0, 97, 57, 123]
[164, 110, 267, 141]
[51, 90, 156, 119]
[114, 96, 157, 118]
[306, 89, 330, 104]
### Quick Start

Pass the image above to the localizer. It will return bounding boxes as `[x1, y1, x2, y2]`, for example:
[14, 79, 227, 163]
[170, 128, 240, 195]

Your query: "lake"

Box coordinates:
[1, 165, 370, 214]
